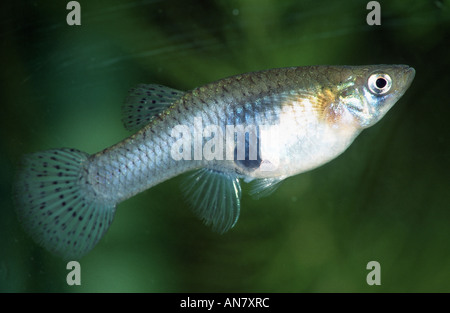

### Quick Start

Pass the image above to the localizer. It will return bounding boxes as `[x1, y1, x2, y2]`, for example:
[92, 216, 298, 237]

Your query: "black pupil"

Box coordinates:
[376, 77, 387, 89]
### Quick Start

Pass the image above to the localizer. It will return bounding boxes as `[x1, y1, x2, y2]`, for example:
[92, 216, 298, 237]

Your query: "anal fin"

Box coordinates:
[182, 168, 242, 234]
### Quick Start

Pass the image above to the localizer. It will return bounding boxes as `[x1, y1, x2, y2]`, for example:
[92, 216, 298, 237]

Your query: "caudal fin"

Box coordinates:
[14, 148, 116, 260]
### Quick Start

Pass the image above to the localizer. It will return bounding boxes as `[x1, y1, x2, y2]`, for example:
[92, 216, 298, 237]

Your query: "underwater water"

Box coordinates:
[1, 0, 450, 292]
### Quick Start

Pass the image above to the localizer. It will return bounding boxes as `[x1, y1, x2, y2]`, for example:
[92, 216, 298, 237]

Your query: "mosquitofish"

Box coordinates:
[14, 65, 415, 259]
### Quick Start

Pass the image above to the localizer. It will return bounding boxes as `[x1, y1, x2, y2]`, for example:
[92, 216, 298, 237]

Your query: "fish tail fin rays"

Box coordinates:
[13, 148, 116, 260]
[122, 84, 185, 132]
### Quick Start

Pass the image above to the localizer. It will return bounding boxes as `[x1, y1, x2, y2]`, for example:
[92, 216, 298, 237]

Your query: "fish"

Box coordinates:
[13, 65, 415, 259]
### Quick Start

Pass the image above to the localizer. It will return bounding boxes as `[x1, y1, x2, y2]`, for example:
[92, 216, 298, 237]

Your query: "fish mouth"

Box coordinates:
[403, 66, 416, 89]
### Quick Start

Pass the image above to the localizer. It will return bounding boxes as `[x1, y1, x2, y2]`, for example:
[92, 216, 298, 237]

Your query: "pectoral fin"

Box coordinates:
[182, 168, 242, 234]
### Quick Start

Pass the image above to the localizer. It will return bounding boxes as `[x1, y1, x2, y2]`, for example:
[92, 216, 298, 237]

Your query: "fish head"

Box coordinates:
[336, 64, 415, 129]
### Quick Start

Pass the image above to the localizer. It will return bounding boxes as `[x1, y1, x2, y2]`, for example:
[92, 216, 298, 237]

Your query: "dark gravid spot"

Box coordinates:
[234, 127, 262, 171]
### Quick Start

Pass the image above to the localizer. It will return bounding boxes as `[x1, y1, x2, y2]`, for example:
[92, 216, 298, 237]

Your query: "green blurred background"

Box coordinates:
[1, 0, 450, 292]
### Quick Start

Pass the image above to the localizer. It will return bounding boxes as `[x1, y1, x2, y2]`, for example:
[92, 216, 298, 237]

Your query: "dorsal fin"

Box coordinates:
[122, 84, 184, 132]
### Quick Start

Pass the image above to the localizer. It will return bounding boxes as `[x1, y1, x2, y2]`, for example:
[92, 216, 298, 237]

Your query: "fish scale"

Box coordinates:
[14, 65, 415, 259]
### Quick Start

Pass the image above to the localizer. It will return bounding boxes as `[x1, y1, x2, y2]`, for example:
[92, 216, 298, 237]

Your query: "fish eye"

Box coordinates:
[368, 73, 392, 95]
